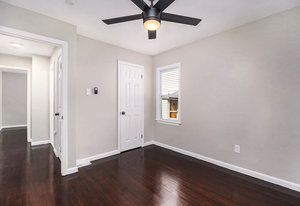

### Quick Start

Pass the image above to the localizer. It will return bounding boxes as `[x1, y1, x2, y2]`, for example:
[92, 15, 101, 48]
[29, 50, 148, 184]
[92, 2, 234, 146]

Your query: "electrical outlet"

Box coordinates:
[234, 145, 240, 153]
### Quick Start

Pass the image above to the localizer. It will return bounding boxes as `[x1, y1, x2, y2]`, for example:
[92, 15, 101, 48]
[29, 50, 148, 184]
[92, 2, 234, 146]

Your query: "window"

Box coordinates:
[156, 63, 181, 125]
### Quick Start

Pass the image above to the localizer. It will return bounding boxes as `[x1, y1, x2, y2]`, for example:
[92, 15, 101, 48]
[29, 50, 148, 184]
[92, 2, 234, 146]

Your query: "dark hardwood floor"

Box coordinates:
[0, 128, 299, 205]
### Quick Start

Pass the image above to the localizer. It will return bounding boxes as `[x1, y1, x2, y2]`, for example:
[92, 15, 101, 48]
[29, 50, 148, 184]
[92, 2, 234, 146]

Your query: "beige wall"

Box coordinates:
[153, 7, 300, 184]
[2, 72, 27, 126]
[0, 54, 31, 129]
[31, 55, 50, 141]
[76, 35, 154, 159]
[0, 53, 32, 69]
[0, 1, 77, 168]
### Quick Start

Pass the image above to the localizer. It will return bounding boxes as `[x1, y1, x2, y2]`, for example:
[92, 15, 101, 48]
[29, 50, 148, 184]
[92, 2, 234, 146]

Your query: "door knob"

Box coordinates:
[121, 111, 126, 115]
[55, 113, 60, 116]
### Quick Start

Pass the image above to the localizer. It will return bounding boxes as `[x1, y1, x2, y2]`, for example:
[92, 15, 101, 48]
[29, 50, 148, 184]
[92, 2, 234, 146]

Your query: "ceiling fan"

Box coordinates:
[102, 0, 202, 39]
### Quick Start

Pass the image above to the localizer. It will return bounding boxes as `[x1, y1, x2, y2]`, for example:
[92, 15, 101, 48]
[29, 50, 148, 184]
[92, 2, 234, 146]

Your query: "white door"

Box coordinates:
[54, 56, 63, 158]
[119, 61, 144, 152]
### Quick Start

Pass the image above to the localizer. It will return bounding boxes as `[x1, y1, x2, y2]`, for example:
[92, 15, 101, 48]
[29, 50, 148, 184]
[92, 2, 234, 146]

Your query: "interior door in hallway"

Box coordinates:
[54, 55, 63, 158]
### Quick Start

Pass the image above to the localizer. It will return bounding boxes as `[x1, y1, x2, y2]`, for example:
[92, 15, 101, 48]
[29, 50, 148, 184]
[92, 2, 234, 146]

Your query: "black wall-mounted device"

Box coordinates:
[93, 87, 98, 95]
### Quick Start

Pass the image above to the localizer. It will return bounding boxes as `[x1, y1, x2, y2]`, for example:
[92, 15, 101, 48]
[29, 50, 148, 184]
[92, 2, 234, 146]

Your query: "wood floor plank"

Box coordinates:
[0, 128, 299, 205]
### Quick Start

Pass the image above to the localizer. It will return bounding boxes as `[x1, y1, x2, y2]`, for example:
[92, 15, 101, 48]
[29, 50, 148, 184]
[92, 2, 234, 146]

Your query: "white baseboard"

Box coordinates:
[76, 141, 157, 168]
[53, 147, 58, 157]
[76, 150, 120, 168]
[143, 140, 154, 147]
[151, 141, 300, 192]
[77, 160, 92, 168]
[49, 141, 58, 157]
[64, 167, 78, 175]
[1, 124, 27, 129]
[31, 140, 50, 146]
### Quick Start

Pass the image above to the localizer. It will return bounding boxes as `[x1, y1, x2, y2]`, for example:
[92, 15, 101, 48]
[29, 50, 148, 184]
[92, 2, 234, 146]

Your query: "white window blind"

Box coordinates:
[161, 69, 180, 96]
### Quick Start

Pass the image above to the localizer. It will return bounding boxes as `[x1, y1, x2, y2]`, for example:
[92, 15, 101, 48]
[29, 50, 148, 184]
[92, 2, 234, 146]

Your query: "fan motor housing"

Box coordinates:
[143, 7, 161, 22]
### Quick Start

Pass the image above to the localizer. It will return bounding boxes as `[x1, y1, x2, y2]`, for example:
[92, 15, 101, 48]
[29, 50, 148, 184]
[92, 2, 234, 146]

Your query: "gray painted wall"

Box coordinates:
[31, 55, 50, 141]
[153, 7, 300, 184]
[0, 53, 32, 69]
[0, 54, 31, 129]
[76, 35, 154, 160]
[2, 72, 27, 126]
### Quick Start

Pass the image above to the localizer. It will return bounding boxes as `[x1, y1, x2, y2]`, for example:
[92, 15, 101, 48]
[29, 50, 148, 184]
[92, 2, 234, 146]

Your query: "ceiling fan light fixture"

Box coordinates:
[144, 19, 161, 31]
[102, 0, 201, 39]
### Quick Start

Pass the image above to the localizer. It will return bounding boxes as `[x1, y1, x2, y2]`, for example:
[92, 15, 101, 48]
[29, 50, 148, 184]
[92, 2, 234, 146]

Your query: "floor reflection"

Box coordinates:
[0, 129, 299, 205]
[158, 171, 181, 206]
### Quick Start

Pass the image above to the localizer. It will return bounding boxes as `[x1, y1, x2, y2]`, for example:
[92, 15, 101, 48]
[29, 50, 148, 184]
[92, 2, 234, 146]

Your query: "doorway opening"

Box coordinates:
[0, 26, 69, 175]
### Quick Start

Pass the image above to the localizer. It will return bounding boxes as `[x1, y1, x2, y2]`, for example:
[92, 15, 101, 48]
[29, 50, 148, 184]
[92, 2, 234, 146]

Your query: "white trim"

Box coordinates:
[143, 140, 154, 147]
[49, 68, 54, 147]
[0, 65, 30, 70]
[31, 139, 50, 146]
[53, 146, 58, 157]
[65, 167, 78, 175]
[149, 141, 300, 192]
[156, 63, 181, 125]
[156, 119, 181, 126]
[27, 69, 32, 142]
[0, 66, 29, 73]
[76, 150, 120, 168]
[1, 124, 27, 129]
[0, 26, 68, 47]
[0, 25, 70, 176]
[77, 160, 92, 168]
[118, 60, 145, 152]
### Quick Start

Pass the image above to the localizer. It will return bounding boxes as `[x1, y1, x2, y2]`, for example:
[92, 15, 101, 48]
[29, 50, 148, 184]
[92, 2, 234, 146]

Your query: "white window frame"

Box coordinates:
[156, 63, 181, 125]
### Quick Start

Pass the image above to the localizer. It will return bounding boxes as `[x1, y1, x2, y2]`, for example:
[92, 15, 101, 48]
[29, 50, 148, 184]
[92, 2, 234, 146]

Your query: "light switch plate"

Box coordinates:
[86, 88, 92, 96]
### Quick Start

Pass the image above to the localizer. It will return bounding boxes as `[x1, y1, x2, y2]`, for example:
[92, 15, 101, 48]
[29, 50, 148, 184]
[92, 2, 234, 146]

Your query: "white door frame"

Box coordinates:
[0, 26, 69, 176]
[118, 60, 145, 152]
[0, 66, 30, 142]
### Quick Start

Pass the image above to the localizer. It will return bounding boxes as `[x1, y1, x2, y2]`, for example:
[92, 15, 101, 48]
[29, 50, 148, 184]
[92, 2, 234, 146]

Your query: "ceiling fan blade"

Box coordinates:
[130, 0, 150, 11]
[161, 13, 201, 26]
[154, 0, 175, 12]
[148, 30, 156, 39]
[103, 14, 142, 25]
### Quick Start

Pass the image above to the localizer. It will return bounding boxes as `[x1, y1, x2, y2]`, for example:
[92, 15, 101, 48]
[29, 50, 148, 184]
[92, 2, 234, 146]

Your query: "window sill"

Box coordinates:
[156, 119, 181, 126]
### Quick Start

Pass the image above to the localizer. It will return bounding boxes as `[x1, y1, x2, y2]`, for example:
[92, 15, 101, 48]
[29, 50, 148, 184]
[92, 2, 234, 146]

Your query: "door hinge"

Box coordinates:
[141, 134, 143, 139]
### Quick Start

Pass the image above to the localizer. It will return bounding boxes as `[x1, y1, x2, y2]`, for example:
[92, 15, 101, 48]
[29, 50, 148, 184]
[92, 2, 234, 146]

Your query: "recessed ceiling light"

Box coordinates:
[9, 42, 24, 49]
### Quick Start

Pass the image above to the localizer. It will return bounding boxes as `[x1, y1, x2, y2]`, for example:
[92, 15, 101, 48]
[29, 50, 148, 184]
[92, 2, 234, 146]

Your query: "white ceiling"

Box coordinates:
[2, 0, 300, 55]
[0, 33, 55, 57]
